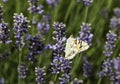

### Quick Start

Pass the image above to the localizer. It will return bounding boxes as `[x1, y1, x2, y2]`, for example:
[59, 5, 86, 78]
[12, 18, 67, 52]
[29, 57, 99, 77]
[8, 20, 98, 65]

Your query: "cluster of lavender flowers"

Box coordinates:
[35, 67, 46, 84]
[103, 31, 117, 57]
[25, 35, 45, 63]
[98, 31, 119, 83]
[28, 0, 44, 14]
[79, 22, 93, 46]
[37, 14, 51, 36]
[46, 0, 61, 8]
[99, 56, 120, 84]
[0, 77, 4, 84]
[49, 22, 72, 83]
[18, 63, 28, 79]
[83, 57, 93, 78]
[110, 8, 120, 36]
[0, 5, 11, 44]
[13, 13, 30, 47]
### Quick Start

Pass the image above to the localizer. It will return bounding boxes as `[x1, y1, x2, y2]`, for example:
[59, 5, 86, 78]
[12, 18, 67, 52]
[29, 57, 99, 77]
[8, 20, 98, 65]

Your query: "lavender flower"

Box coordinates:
[52, 22, 66, 43]
[18, 63, 28, 79]
[98, 58, 113, 77]
[0, 5, 11, 44]
[0, 22, 11, 44]
[25, 35, 44, 63]
[50, 22, 71, 74]
[79, 22, 93, 46]
[83, 57, 93, 78]
[73, 78, 83, 84]
[0, 77, 4, 84]
[110, 57, 120, 84]
[46, 0, 60, 8]
[51, 56, 71, 74]
[2, 0, 8, 2]
[110, 17, 120, 29]
[13, 13, 30, 47]
[37, 14, 51, 35]
[113, 57, 120, 70]
[35, 67, 46, 84]
[59, 73, 72, 84]
[28, 0, 44, 14]
[114, 8, 120, 18]
[83, 0, 93, 6]
[103, 31, 117, 57]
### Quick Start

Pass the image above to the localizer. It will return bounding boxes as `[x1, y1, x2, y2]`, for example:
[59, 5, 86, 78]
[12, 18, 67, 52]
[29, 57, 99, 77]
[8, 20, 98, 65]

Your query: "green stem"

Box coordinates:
[54, 75, 57, 83]
[107, 0, 112, 9]
[71, 54, 82, 74]
[97, 78, 102, 84]
[84, 7, 89, 23]
[18, 44, 22, 84]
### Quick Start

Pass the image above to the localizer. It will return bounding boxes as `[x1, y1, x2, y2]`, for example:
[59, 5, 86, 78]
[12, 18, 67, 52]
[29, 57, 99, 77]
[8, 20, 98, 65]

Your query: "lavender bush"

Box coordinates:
[0, 0, 120, 84]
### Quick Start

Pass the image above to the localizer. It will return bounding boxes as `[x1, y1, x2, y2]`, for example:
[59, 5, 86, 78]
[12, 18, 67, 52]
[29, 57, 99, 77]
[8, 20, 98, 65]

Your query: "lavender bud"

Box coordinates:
[35, 67, 46, 84]
[114, 8, 120, 18]
[83, 57, 93, 78]
[83, 0, 93, 6]
[13, 13, 30, 47]
[103, 31, 117, 57]
[79, 22, 93, 46]
[18, 63, 28, 79]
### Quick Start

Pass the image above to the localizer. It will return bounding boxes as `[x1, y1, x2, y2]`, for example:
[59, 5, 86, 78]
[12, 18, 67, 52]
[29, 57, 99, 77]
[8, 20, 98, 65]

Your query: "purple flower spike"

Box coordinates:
[35, 67, 46, 84]
[18, 63, 28, 79]
[79, 22, 93, 46]
[103, 31, 117, 57]
[114, 8, 120, 18]
[13, 13, 30, 47]
[83, 56, 93, 78]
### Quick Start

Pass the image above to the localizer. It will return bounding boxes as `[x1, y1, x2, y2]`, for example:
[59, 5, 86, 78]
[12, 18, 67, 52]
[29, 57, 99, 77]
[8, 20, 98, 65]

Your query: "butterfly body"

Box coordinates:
[65, 35, 89, 60]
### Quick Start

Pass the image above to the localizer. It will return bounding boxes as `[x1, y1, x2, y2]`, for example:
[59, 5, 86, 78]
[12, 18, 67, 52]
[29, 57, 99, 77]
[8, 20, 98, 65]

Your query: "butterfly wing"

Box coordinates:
[65, 36, 79, 60]
[79, 40, 89, 52]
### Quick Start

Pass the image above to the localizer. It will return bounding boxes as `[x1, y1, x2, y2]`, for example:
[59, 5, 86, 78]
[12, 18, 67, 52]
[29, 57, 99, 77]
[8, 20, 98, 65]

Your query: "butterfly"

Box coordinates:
[65, 35, 89, 60]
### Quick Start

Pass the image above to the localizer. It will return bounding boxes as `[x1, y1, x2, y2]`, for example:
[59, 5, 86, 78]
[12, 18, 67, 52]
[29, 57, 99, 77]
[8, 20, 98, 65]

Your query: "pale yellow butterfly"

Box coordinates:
[65, 35, 89, 60]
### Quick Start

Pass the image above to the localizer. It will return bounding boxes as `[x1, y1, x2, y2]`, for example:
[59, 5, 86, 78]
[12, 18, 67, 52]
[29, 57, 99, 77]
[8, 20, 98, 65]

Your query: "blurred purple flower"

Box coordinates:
[98, 58, 113, 77]
[37, 14, 51, 35]
[28, 0, 44, 14]
[79, 22, 93, 46]
[110, 17, 120, 29]
[46, 0, 60, 7]
[83, 56, 93, 78]
[2, 0, 8, 2]
[83, 0, 93, 6]
[25, 35, 44, 63]
[13, 13, 30, 47]
[59, 73, 72, 84]
[113, 57, 120, 70]
[0, 22, 12, 44]
[103, 31, 117, 57]
[18, 63, 28, 79]
[35, 67, 46, 84]
[0, 77, 4, 84]
[114, 8, 120, 18]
